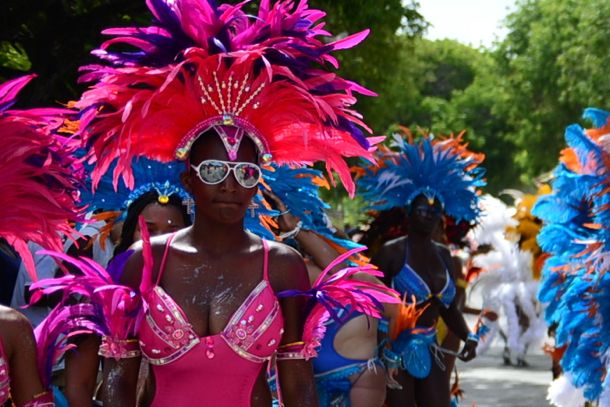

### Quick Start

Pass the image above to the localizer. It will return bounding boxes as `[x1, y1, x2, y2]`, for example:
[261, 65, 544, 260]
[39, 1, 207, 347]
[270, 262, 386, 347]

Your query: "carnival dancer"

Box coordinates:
[0, 74, 84, 406]
[261, 165, 398, 407]
[60, 157, 192, 407]
[359, 131, 485, 407]
[37, 0, 394, 405]
[533, 108, 610, 407]
[467, 195, 545, 366]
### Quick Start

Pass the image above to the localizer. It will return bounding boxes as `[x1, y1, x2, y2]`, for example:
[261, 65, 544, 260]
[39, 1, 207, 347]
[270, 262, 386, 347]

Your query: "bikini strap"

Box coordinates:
[156, 233, 177, 285]
[262, 239, 270, 281]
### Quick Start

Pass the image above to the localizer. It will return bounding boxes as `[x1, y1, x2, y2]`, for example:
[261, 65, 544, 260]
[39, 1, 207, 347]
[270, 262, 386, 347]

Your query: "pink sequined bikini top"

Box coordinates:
[138, 236, 284, 366]
[0, 338, 9, 405]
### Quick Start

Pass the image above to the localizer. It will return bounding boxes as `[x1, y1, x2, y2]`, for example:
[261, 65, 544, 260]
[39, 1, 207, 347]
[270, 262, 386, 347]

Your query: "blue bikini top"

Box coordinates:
[393, 243, 456, 308]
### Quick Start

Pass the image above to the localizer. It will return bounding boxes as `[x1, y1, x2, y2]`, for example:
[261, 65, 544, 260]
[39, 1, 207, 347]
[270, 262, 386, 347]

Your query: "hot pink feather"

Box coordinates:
[0, 75, 85, 281]
[298, 247, 399, 357]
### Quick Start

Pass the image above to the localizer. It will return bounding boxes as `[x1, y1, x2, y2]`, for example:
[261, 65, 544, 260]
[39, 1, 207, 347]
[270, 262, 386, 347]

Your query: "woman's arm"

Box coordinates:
[263, 189, 342, 273]
[437, 247, 477, 361]
[101, 248, 144, 406]
[268, 244, 319, 407]
[102, 356, 142, 407]
[64, 334, 101, 407]
[4, 311, 47, 407]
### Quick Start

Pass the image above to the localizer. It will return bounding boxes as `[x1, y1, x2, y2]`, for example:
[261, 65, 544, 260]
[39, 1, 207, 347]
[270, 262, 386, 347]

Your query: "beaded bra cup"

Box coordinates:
[0, 342, 8, 405]
[138, 238, 284, 366]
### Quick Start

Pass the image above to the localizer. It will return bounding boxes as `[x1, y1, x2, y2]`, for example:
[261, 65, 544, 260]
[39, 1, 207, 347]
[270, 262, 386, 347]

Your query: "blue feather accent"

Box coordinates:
[535, 108, 610, 402]
[583, 108, 610, 128]
[357, 135, 485, 222]
[259, 164, 362, 251]
[80, 157, 191, 220]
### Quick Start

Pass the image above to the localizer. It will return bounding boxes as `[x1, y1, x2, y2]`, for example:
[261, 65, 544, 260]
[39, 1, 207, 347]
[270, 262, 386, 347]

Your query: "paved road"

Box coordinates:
[456, 347, 552, 407]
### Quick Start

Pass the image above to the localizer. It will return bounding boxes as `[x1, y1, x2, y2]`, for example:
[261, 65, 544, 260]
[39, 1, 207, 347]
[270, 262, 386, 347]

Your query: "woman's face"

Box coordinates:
[185, 132, 259, 224]
[132, 202, 187, 241]
[407, 195, 443, 236]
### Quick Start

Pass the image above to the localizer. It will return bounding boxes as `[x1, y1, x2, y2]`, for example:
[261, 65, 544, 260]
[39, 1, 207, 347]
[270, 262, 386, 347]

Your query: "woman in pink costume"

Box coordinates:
[68, 0, 382, 405]
[63, 158, 192, 407]
[0, 74, 83, 406]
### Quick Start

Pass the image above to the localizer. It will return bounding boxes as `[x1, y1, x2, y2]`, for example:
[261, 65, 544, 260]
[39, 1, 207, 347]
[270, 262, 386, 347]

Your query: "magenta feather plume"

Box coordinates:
[76, 0, 379, 196]
[31, 250, 142, 387]
[0, 75, 85, 281]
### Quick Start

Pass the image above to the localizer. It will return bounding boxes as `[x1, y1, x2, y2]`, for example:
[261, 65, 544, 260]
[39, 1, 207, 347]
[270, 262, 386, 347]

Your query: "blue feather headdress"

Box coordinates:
[357, 133, 486, 222]
[533, 108, 610, 402]
[260, 164, 362, 252]
[80, 157, 192, 220]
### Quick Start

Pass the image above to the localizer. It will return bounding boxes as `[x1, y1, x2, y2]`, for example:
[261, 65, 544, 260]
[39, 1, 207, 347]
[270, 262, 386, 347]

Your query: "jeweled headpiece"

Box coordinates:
[0, 75, 84, 279]
[76, 0, 379, 196]
[357, 131, 486, 222]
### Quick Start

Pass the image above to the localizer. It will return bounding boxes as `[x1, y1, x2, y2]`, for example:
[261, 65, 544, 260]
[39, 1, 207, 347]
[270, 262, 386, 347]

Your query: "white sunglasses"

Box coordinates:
[191, 159, 262, 189]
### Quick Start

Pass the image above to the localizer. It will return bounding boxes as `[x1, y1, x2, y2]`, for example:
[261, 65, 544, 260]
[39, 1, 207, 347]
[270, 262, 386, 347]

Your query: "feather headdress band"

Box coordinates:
[76, 0, 380, 195]
[0, 75, 84, 280]
[260, 164, 363, 254]
[357, 132, 486, 222]
[80, 157, 192, 219]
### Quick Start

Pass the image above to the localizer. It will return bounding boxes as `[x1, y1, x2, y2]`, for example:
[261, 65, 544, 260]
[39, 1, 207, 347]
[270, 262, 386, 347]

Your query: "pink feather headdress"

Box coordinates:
[0, 75, 85, 280]
[76, 0, 380, 195]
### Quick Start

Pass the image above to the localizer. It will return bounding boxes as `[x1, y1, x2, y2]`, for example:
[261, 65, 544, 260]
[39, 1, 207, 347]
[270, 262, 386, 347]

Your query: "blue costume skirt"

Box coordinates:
[392, 326, 437, 379]
[314, 358, 383, 407]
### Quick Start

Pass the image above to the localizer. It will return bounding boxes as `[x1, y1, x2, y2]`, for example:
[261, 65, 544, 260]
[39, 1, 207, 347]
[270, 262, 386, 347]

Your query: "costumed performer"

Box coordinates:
[61, 157, 192, 407]
[46, 0, 391, 405]
[261, 165, 399, 407]
[467, 195, 545, 366]
[359, 131, 485, 407]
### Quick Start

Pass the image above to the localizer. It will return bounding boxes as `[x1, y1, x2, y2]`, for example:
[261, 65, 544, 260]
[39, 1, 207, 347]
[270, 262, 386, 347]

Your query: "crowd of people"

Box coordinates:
[0, 1, 608, 407]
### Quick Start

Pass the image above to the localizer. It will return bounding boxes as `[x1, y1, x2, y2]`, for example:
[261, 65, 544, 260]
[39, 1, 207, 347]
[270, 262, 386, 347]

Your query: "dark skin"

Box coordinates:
[265, 189, 395, 407]
[65, 204, 186, 407]
[371, 195, 476, 407]
[0, 305, 47, 407]
[102, 134, 317, 407]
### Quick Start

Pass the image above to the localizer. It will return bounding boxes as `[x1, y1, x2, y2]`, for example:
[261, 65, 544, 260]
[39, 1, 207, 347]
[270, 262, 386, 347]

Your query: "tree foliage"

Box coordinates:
[493, 0, 610, 183]
[1, 0, 608, 224]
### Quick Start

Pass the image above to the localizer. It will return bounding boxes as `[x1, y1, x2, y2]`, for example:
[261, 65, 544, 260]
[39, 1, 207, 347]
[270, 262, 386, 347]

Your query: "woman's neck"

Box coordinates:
[187, 217, 250, 254]
[406, 229, 434, 249]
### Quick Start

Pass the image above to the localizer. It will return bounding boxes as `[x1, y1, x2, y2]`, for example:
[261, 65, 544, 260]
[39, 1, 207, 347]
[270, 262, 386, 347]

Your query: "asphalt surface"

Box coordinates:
[457, 347, 552, 407]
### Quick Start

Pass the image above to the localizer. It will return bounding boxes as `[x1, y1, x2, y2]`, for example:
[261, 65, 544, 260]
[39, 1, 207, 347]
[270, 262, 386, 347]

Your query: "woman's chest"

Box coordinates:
[159, 270, 264, 336]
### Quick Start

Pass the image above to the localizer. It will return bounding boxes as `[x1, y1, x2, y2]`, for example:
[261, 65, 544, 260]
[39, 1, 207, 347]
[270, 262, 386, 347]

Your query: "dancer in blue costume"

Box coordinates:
[262, 165, 395, 407]
[358, 132, 485, 407]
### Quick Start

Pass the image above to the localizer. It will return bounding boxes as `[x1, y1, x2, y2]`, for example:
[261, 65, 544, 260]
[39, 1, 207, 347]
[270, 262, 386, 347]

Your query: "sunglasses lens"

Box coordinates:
[198, 160, 229, 184]
[234, 163, 261, 188]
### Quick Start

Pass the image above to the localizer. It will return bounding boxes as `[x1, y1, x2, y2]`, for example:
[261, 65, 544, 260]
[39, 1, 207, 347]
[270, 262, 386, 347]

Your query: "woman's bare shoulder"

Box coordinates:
[264, 239, 309, 292]
[118, 234, 173, 289]
[0, 306, 35, 354]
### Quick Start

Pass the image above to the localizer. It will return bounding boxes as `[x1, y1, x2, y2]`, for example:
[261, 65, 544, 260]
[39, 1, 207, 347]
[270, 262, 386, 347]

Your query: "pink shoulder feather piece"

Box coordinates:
[279, 246, 399, 358]
[30, 249, 141, 387]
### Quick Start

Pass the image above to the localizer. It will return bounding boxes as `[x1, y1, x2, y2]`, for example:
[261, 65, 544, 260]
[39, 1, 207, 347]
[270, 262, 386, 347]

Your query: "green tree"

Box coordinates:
[307, 0, 428, 133]
[0, 0, 149, 106]
[494, 0, 610, 183]
[410, 39, 517, 193]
